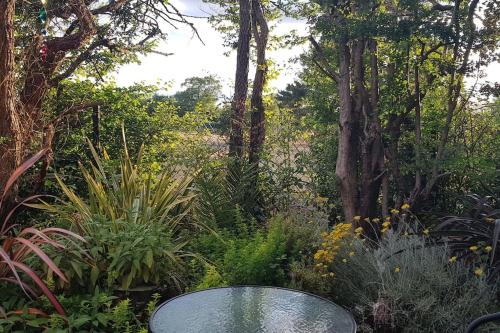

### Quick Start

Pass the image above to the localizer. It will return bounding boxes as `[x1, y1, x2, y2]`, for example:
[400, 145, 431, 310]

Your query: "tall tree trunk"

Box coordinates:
[0, 0, 22, 199]
[229, 0, 252, 160]
[0, 0, 97, 196]
[410, 63, 422, 203]
[335, 35, 359, 222]
[248, 0, 269, 168]
[359, 39, 384, 218]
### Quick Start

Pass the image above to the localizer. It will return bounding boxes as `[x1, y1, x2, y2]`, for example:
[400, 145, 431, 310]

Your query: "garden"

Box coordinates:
[0, 0, 499, 332]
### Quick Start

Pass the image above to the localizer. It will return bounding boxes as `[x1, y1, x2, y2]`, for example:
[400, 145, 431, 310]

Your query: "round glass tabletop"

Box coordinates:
[149, 286, 356, 333]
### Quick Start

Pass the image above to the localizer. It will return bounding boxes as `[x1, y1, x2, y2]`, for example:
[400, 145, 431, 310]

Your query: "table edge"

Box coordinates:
[149, 285, 357, 333]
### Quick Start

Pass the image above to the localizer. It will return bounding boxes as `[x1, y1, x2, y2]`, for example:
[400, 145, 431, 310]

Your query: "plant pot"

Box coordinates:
[115, 285, 159, 308]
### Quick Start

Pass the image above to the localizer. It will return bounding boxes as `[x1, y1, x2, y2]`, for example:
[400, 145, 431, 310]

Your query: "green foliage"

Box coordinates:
[292, 230, 499, 332]
[435, 194, 500, 280]
[220, 214, 327, 286]
[92, 222, 187, 290]
[44, 80, 224, 188]
[223, 220, 288, 285]
[33, 138, 203, 291]
[0, 289, 156, 332]
[195, 265, 228, 290]
[172, 75, 223, 117]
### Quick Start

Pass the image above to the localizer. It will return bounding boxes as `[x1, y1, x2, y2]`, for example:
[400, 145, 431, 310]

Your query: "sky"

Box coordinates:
[114, 0, 308, 96]
[114, 0, 499, 95]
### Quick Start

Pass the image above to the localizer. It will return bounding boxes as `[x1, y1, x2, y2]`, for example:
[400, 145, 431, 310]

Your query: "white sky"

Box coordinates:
[114, 0, 307, 96]
[114, 0, 499, 95]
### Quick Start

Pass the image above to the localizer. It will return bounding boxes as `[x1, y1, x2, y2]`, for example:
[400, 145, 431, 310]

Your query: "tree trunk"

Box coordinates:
[0, 0, 97, 195]
[248, 0, 269, 168]
[92, 104, 101, 152]
[335, 35, 359, 222]
[359, 39, 384, 219]
[410, 63, 422, 203]
[229, 0, 252, 160]
[0, 0, 22, 198]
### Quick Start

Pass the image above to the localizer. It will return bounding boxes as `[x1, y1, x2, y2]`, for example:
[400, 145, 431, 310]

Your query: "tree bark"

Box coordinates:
[0, 0, 98, 196]
[335, 35, 359, 222]
[92, 104, 101, 153]
[410, 63, 422, 203]
[359, 39, 384, 219]
[0, 0, 22, 198]
[249, 0, 269, 167]
[229, 0, 252, 160]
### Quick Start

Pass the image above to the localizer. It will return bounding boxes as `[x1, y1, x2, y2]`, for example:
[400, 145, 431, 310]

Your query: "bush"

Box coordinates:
[0, 289, 159, 332]
[223, 219, 288, 285]
[219, 213, 327, 286]
[33, 137, 202, 291]
[435, 194, 500, 280]
[293, 229, 499, 332]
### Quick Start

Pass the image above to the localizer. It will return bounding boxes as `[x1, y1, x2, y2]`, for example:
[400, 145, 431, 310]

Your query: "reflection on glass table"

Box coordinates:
[149, 286, 356, 333]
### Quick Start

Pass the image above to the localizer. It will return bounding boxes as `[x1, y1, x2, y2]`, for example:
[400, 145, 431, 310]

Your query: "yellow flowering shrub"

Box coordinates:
[314, 223, 353, 269]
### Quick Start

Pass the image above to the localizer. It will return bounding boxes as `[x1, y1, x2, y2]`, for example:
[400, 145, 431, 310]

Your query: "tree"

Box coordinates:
[0, 0, 18, 204]
[229, 0, 252, 160]
[306, 0, 499, 223]
[0, 0, 195, 200]
[173, 75, 222, 116]
[248, 0, 270, 169]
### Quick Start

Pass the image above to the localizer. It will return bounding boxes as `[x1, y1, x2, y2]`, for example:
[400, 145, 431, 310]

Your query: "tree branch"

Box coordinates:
[309, 36, 339, 83]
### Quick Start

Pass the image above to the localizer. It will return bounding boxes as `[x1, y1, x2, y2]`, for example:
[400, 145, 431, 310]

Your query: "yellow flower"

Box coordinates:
[353, 215, 361, 221]
[349, 251, 355, 257]
[382, 221, 391, 228]
[394, 267, 400, 273]
[485, 246, 493, 253]
[449, 256, 457, 263]
[329, 272, 335, 277]
[372, 218, 380, 223]
[314, 250, 325, 260]
[469, 246, 478, 252]
[342, 258, 348, 263]
[404, 231, 409, 236]
[385, 216, 391, 221]
[316, 196, 328, 204]
[474, 268, 484, 277]
[381, 227, 389, 233]
[423, 229, 430, 235]
[354, 227, 364, 234]
[391, 209, 400, 214]
[401, 203, 410, 210]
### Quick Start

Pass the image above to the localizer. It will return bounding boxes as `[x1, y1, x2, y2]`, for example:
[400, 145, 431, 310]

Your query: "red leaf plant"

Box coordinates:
[0, 149, 84, 316]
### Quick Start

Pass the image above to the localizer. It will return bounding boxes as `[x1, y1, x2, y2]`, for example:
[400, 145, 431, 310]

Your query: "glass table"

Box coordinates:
[149, 286, 356, 332]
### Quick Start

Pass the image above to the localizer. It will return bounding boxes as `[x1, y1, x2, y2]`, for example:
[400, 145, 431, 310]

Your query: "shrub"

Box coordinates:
[33, 136, 203, 291]
[220, 213, 327, 286]
[223, 219, 288, 285]
[435, 194, 500, 280]
[0, 289, 158, 332]
[294, 228, 499, 332]
[0, 150, 83, 316]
